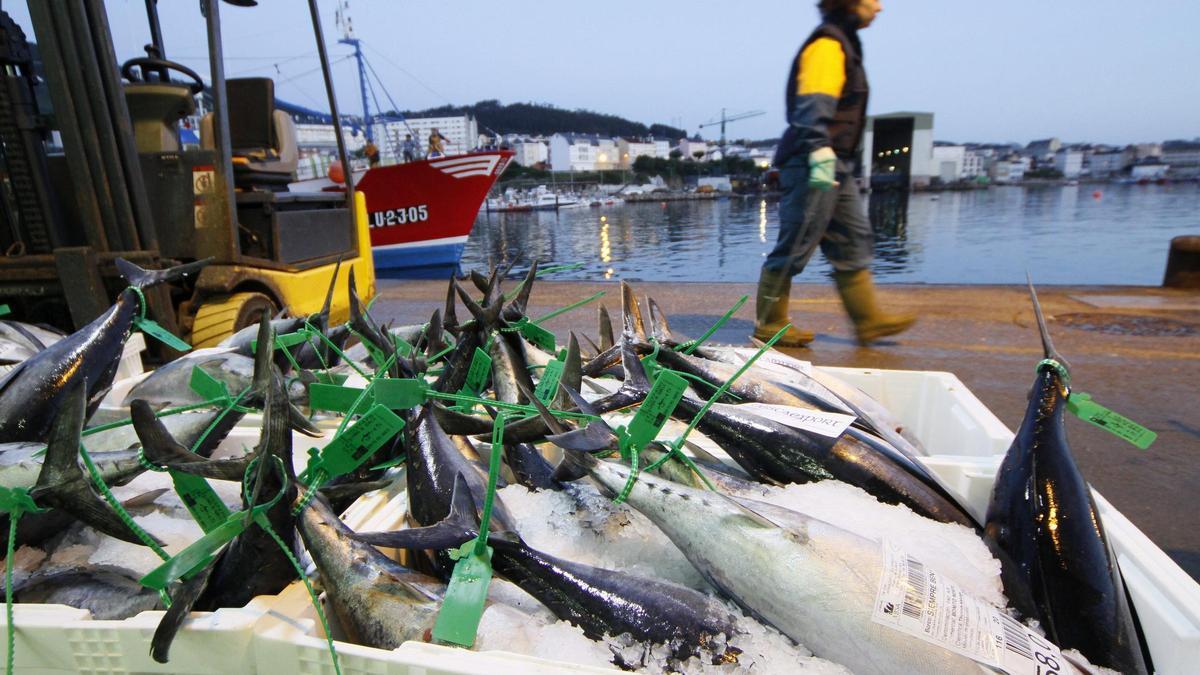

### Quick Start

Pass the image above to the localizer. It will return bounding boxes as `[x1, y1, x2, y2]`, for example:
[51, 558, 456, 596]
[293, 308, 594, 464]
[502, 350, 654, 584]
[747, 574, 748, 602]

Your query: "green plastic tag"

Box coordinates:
[463, 348, 492, 395]
[0, 305, 9, 317]
[309, 383, 375, 414]
[520, 322, 556, 352]
[170, 472, 231, 533]
[432, 542, 493, 647]
[373, 378, 429, 409]
[0, 486, 43, 515]
[140, 511, 249, 590]
[312, 370, 350, 386]
[534, 359, 565, 404]
[624, 371, 687, 453]
[189, 366, 230, 402]
[250, 331, 309, 354]
[134, 317, 191, 352]
[1067, 392, 1157, 449]
[298, 404, 405, 486]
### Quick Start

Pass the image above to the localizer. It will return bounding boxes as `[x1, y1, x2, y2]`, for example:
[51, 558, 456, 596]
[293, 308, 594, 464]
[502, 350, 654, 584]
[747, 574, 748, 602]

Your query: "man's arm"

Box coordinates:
[787, 37, 846, 154]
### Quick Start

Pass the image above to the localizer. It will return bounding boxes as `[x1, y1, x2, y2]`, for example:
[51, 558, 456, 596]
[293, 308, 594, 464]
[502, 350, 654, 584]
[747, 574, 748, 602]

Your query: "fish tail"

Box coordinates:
[620, 281, 648, 340]
[116, 257, 210, 290]
[647, 296, 673, 343]
[598, 304, 614, 350]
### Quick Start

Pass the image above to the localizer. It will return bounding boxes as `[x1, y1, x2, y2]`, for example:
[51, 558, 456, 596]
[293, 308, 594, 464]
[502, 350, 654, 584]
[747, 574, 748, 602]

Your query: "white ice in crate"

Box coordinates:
[738, 480, 1005, 605]
[474, 608, 615, 669]
[498, 482, 707, 589]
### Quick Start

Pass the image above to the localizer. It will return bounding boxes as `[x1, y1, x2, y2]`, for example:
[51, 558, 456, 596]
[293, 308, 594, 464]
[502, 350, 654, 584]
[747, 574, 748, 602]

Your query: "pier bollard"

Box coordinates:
[1163, 235, 1200, 289]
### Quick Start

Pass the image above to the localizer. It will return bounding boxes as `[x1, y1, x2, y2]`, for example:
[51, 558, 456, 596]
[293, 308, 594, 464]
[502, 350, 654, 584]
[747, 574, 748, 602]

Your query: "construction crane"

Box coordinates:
[699, 108, 766, 149]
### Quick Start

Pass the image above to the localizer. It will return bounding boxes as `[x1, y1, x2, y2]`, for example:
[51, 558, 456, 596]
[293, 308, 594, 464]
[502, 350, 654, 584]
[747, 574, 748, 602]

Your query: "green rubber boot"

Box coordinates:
[834, 269, 917, 345]
[752, 269, 815, 347]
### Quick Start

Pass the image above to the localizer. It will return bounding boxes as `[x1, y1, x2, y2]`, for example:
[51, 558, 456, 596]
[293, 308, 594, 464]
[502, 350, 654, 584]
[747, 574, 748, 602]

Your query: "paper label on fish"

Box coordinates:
[737, 403, 855, 439]
[873, 539, 1067, 675]
[733, 348, 812, 376]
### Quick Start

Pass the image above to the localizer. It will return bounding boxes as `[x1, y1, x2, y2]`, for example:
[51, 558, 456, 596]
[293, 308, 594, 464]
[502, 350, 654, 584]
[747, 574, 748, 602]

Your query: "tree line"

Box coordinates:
[390, 100, 688, 139]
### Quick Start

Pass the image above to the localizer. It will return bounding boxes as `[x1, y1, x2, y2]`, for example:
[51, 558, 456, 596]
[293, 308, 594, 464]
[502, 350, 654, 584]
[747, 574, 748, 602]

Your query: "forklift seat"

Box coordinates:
[200, 77, 298, 190]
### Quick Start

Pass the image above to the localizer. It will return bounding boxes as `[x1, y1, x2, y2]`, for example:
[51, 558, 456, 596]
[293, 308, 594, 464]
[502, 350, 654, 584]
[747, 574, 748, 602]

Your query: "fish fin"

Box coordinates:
[288, 402, 323, 438]
[352, 473, 480, 550]
[578, 333, 601, 360]
[469, 270, 490, 295]
[598, 305, 614, 350]
[504, 260, 538, 320]
[151, 561, 216, 663]
[250, 313, 274, 397]
[619, 344, 652, 394]
[553, 334, 583, 410]
[432, 401, 494, 435]
[424, 308, 448, 357]
[132, 399, 206, 466]
[546, 424, 618, 453]
[647, 297, 674, 343]
[315, 256, 342, 326]
[551, 446, 601, 482]
[443, 276, 460, 332]
[728, 497, 788, 530]
[36, 381, 163, 546]
[115, 257, 210, 290]
[514, 380, 568, 436]
[620, 281, 647, 341]
[1027, 273, 1071, 373]
[453, 279, 487, 323]
[121, 488, 170, 508]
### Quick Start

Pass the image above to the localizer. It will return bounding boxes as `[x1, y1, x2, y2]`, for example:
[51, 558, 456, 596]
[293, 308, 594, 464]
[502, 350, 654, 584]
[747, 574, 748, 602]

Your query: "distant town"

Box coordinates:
[247, 101, 1200, 190]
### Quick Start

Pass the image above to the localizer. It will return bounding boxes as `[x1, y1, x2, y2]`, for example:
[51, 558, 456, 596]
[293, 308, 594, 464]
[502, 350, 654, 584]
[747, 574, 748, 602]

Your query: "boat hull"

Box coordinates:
[354, 151, 512, 278]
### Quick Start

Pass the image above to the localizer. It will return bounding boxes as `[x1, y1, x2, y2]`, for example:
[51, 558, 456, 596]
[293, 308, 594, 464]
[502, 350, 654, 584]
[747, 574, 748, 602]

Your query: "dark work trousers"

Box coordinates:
[763, 155, 874, 277]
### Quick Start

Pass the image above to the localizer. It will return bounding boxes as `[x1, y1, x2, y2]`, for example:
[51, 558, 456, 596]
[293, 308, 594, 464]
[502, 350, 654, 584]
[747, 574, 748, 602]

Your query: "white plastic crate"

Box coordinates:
[2, 367, 1196, 673]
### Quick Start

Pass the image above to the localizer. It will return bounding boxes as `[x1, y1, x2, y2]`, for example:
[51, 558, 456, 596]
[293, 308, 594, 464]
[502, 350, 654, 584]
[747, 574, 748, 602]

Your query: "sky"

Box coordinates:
[6, 1, 1198, 146]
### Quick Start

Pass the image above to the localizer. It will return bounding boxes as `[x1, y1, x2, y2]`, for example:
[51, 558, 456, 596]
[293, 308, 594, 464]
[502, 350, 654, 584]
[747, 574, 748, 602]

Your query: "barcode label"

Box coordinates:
[1000, 613, 1033, 660]
[902, 556, 927, 619]
[872, 539, 1066, 675]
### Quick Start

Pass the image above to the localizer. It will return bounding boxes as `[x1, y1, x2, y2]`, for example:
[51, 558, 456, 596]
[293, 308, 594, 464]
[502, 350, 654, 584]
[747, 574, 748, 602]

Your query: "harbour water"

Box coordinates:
[462, 183, 1199, 284]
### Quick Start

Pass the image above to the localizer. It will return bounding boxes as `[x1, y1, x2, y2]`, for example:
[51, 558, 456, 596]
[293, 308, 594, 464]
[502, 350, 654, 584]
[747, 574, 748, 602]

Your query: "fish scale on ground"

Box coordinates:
[0, 262, 1150, 674]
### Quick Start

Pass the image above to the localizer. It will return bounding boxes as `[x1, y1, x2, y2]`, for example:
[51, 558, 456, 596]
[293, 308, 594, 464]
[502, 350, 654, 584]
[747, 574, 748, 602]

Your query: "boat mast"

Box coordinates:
[336, 0, 371, 142]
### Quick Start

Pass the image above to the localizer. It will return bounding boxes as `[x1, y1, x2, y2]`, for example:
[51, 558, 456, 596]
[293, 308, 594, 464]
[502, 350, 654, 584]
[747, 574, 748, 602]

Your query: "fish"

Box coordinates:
[0, 257, 208, 443]
[149, 315, 299, 662]
[354, 474, 741, 664]
[982, 281, 1148, 674]
[16, 378, 163, 546]
[7, 568, 163, 620]
[296, 490, 442, 650]
[0, 319, 64, 365]
[586, 346, 976, 527]
[550, 447, 985, 675]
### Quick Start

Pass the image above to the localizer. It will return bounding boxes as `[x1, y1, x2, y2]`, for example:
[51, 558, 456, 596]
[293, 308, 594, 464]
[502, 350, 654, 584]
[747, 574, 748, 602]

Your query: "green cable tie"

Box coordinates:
[77, 444, 170, 561]
[129, 285, 192, 352]
[0, 304, 10, 317]
[190, 386, 254, 455]
[663, 323, 792, 489]
[261, 515, 341, 675]
[677, 295, 747, 355]
[1037, 358, 1071, 386]
[136, 448, 169, 473]
[2, 489, 44, 673]
[530, 291, 607, 326]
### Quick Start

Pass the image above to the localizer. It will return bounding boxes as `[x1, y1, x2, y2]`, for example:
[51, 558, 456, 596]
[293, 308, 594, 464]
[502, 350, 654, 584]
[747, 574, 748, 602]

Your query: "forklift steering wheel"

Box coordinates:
[121, 57, 205, 94]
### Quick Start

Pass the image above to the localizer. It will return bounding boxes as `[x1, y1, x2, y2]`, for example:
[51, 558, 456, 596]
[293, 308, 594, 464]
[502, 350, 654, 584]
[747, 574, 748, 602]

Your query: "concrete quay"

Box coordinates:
[372, 279, 1200, 580]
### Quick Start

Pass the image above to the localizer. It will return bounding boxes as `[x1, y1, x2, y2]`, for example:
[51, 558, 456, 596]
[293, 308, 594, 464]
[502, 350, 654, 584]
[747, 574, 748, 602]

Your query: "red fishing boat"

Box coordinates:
[355, 150, 512, 278]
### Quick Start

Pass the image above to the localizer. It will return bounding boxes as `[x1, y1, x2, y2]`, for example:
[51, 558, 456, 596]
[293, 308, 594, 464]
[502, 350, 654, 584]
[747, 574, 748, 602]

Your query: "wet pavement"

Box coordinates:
[373, 278, 1200, 581]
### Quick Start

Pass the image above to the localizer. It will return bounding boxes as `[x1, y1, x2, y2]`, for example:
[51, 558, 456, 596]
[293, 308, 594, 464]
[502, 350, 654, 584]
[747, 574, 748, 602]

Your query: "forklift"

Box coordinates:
[0, 0, 375, 350]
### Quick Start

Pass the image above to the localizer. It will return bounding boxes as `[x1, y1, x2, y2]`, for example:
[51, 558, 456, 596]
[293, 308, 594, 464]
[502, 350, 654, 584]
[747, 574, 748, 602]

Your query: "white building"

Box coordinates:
[371, 114, 479, 160]
[1054, 149, 1083, 178]
[652, 138, 671, 159]
[1131, 161, 1169, 180]
[861, 112, 935, 187]
[294, 123, 366, 152]
[963, 150, 984, 178]
[677, 138, 710, 161]
[932, 145, 966, 182]
[1089, 149, 1131, 177]
[617, 138, 659, 168]
[509, 137, 549, 167]
[549, 133, 599, 171]
[990, 157, 1029, 183]
[595, 137, 619, 170]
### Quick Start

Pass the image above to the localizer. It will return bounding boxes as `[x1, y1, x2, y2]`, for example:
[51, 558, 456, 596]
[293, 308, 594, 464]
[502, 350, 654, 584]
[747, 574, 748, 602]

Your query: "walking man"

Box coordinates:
[755, 0, 915, 347]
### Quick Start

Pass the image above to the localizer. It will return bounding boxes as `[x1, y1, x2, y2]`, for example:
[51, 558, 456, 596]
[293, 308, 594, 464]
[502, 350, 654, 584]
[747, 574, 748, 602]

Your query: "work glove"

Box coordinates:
[808, 146, 838, 192]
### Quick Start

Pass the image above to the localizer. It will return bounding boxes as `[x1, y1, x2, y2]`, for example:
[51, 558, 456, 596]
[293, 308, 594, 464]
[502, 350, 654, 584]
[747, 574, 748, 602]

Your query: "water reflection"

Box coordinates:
[462, 184, 1199, 284]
